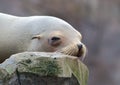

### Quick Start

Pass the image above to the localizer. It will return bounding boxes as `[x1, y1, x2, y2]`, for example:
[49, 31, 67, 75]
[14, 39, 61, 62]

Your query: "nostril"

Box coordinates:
[77, 44, 83, 50]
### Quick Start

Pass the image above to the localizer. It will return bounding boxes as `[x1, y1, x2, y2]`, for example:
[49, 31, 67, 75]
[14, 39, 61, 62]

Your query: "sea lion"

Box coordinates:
[0, 13, 86, 63]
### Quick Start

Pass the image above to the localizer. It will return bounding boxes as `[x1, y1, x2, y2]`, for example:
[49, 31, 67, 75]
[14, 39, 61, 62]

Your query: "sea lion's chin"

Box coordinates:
[58, 49, 84, 61]
[76, 49, 85, 61]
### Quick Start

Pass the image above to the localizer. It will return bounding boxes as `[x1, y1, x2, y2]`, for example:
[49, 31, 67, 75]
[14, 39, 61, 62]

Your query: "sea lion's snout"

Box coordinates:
[77, 44, 83, 51]
[77, 43, 86, 61]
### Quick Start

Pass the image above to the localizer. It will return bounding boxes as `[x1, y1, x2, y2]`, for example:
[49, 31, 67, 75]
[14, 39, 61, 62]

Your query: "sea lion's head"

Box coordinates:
[30, 16, 87, 60]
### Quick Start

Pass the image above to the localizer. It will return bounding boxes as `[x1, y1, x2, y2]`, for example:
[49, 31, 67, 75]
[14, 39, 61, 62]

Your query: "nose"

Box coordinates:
[77, 44, 83, 50]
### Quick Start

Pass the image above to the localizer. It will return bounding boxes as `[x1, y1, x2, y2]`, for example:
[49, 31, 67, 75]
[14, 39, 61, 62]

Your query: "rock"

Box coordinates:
[0, 52, 88, 85]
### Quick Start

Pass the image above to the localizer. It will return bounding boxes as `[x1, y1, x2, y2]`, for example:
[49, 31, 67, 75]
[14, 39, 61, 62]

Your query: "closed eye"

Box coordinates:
[49, 36, 61, 47]
[51, 37, 60, 41]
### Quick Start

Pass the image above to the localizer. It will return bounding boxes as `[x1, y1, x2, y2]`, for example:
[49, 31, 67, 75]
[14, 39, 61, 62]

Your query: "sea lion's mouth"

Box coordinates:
[76, 49, 85, 61]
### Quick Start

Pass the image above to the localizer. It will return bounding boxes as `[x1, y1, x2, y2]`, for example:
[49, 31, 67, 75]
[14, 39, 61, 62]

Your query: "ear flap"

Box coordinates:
[32, 35, 41, 40]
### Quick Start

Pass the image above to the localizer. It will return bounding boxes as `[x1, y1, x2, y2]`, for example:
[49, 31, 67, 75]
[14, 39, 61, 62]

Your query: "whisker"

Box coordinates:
[57, 43, 80, 57]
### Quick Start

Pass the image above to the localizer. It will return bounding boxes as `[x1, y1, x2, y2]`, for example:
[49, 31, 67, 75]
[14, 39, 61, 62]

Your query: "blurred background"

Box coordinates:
[0, 0, 120, 85]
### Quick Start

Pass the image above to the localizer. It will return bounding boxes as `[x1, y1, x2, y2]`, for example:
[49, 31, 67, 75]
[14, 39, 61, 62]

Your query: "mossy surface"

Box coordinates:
[18, 58, 62, 76]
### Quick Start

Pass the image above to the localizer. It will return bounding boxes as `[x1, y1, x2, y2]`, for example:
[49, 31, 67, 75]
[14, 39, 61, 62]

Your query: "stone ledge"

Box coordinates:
[0, 52, 89, 85]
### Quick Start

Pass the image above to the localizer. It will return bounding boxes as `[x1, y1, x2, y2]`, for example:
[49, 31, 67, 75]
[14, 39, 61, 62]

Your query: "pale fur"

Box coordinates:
[0, 13, 86, 63]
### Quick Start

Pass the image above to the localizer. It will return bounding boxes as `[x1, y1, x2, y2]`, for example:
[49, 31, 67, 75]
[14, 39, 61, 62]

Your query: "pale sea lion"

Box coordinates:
[0, 13, 86, 63]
